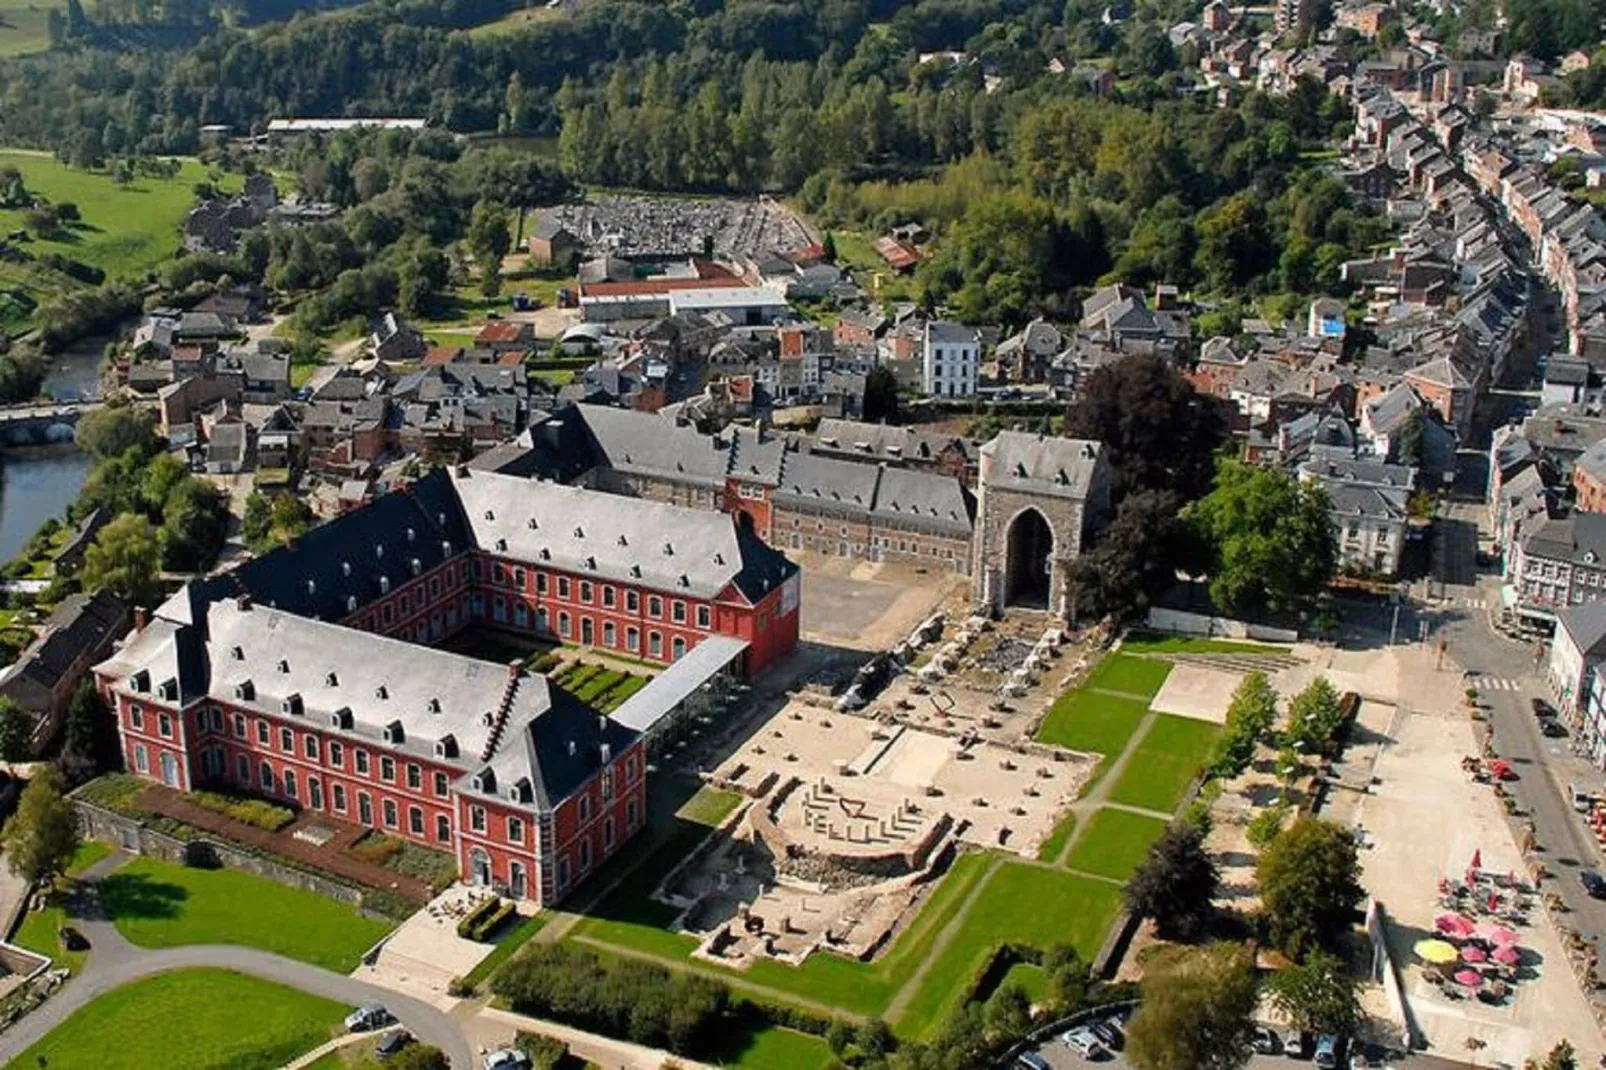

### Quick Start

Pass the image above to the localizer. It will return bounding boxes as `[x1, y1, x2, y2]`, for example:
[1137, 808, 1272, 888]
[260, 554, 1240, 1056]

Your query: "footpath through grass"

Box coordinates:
[1035, 690, 1150, 761]
[1106, 714, 1221, 813]
[9, 841, 114, 973]
[99, 856, 392, 972]
[14, 967, 347, 1070]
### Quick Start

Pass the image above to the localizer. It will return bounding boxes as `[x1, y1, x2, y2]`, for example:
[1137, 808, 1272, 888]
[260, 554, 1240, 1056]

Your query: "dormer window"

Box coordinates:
[406, 527, 415, 542]
[330, 707, 353, 729]
[281, 693, 303, 716]
[382, 721, 404, 744]
[472, 769, 496, 793]
[375, 543, 384, 559]
[277, 659, 290, 673]
[527, 517, 539, 530]
[496, 538, 508, 552]
[411, 558, 422, 576]
[325, 672, 339, 687]
[713, 553, 724, 565]
[375, 685, 388, 700]
[346, 595, 358, 613]
[630, 564, 642, 578]
[307, 579, 317, 595]
[230, 646, 244, 661]
[484, 509, 495, 521]
[539, 548, 551, 560]
[663, 542, 674, 556]
[435, 735, 458, 759]
[427, 697, 441, 714]
[342, 562, 352, 577]
[234, 680, 255, 701]
[678, 575, 690, 587]
[131, 670, 150, 693]
[159, 679, 178, 701]
[442, 540, 453, 557]
[379, 576, 391, 595]
[617, 534, 628, 546]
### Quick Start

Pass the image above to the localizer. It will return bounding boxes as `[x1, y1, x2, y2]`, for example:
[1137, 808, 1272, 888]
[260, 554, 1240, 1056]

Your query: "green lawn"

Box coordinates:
[1064, 808, 1169, 881]
[1107, 715, 1221, 814]
[98, 857, 392, 972]
[1118, 632, 1289, 656]
[726, 1026, 836, 1069]
[0, 151, 238, 326]
[1035, 690, 1150, 760]
[9, 841, 117, 973]
[893, 862, 1123, 1039]
[1081, 653, 1173, 699]
[1036, 811, 1077, 863]
[830, 229, 918, 302]
[996, 960, 1049, 1004]
[13, 968, 347, 1069]
[0, 0, 54, 57]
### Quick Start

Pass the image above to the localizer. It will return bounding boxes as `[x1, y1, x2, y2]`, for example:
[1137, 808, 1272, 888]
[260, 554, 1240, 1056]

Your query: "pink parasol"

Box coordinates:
[1492, 945, 1520, 966]
[1471, 847, 1483, 871]
[1453, 968, 1484, 986]
[1461, 945, 1488, 963]
[1483, 925, 1519, 945]
[1436, 914, 1477, 937]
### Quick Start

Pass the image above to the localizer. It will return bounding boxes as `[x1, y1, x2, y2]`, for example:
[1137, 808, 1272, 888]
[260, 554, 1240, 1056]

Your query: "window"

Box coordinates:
[236, 753, 250, 783]
[232, 712, 246, 739]
[604, 816, 616, 851]
[603, 586, 616, 608]
[514, 567, 526, 589]
[580, 581, 594, 604]
[579, 837, 592, 871]
[672, 636, 687, 660]
[380, 756, 396, 782]
[436, 814, 451, 842]
[559, 612, 571, 638]
[604, 621, 616, 647]
[627, 627, 640, 652]
[493, 562, 506, 585]
[383, 799, 398, 828]
[304, 735, 320, 761]
[359, 792, 373, 825]
[579, 795, 591, 822]
[672, 601, 686, 624]
[626, 590, 639, 612]
[355, 750, 370, 775]
[508, 816, 525, 843]
[649, 631, 663, 657]
[332, 783, 347, 813]
[648, 596, 662, 619]
[409, 806, 424, 836]
[279, 727, 293, 752]
[158, 712, 173, 739]
[537, 573, 548, 594]
[283, 769, 298, 800]
[129, 704, 144, 730]
[627, 796, 639, 831]
[259, 761, 274, 792]
[406, 763, 422, 790]
[135, 744, 149, 774]
[256, 720, 269, 745]
[696, 605, 711, 629]
[558, 577, 571, 600]
[470, 806, 486, 833]
[330, 741, 344, 768]
[433, 771, 449, 797]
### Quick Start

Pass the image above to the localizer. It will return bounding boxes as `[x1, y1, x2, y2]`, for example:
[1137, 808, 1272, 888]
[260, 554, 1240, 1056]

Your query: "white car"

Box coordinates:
[1061, 1027, 1107, 1058]
[344, 1003, 393, 1032]
[484, 1050, 532, 1070]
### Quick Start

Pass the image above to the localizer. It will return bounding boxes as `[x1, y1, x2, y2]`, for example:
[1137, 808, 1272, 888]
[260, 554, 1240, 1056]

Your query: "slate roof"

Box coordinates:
[0, 590, 128, 702]
[1524, 511, 1606, 566]
[1557, 599, 1606, 659]
[576, 403, 729, 489]
[980, 432, 1105, 500]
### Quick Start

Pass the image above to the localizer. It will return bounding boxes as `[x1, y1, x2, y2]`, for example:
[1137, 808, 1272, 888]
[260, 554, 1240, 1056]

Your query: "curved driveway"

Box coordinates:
[0, 865, 474, 1069]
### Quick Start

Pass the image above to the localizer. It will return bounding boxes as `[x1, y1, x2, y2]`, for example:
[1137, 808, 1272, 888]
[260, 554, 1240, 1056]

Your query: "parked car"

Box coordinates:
[375, 1029, 413, 1061]
[1285, 1029, 1308, 1058]
[1015, 1053, 1050, 1070]
[484, 1051, 532, 1070]
[1571, 782, 1592, 813]
[1541, 719, 1568, 738]
[345, 1003, 393, 1032]
[1531, 697, 1555, 720]
[1061, 1027, 1107, 1058]
[1250, 1025, 1280, 1054]
[1581, 870, 1606, 899]
[1089, 1017, 1123, 1049]
[1314, 1033, 1341, 1068]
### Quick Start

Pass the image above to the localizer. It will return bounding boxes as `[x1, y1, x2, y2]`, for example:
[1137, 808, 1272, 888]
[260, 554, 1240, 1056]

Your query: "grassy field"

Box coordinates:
[0, 0, 54, 57]
[1064, 808, 1170, 881]
[99, 857, 392, 972]
[830, 229, 917, 302]
[0, 151, 235, 326]
[1118, 632, 1289, 656]
[461, 912, 546, 990]
[1036, 812, 1077, 863]
[1034, 690, 1150, 759]
[9, 841, 114, 973]
[13, 968, 347, 1069]
[893, 863, 1124, 1039]
[552, 662, 653, 714]
[726, 1026, 837, 1069]
[1080, 653, 1173, 699]
[1106, 715, 1221, 813]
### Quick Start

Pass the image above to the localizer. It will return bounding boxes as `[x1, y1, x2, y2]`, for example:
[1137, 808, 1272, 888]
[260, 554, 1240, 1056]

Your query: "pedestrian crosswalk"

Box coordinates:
[1441, 594, 1487, 610]
[1469, 676, 1522, 692]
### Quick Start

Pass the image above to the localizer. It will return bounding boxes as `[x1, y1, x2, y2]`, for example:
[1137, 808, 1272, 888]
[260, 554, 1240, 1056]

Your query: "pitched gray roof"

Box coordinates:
[980, 432, 1105, 500]
[1558, 599, 1606, 658]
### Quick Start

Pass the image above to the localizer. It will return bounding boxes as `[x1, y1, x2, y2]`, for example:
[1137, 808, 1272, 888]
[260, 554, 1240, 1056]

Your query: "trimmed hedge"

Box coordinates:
[188, 791, 295, 832]
[463, 901, 517, 943]
[457, 896, 502, 939]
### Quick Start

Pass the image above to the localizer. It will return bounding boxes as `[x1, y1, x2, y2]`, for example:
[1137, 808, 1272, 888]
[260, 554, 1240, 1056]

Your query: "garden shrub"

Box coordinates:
[186, 790, 295, 832]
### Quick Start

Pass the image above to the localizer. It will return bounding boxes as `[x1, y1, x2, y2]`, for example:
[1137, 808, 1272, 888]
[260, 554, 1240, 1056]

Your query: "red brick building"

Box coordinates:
[95, 468, 799, 904]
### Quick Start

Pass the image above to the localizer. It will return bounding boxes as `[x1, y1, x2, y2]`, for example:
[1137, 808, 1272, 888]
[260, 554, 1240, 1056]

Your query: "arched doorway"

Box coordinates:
[470, 848, 491, 886]
[1004, 508, 1054, 609]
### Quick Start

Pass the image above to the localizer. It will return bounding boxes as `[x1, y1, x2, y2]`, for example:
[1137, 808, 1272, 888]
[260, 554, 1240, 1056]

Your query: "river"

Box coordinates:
[0, 339, 105, 563]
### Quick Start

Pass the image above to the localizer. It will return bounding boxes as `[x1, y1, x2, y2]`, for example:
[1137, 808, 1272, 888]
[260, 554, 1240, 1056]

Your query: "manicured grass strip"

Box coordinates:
[894, 863, 1123, 1040]
[728, 1025, 837, 1069]
[67, 840, 111, 876]
[100, 857, 392, 973]
[1118, 631, 1289, 656]
[1035, 690, 1150, 759]
[677, 784, 743, 827]
[1107, 715, 1221, 814]
[1037, 811, 1077, 863]
[1064, 808, 1169, 881]
[1081, 653, 1173, 699]
[997, 961, 1050, 1004]
[14, 967, 347, 1070]
[462, 912, 548, 990]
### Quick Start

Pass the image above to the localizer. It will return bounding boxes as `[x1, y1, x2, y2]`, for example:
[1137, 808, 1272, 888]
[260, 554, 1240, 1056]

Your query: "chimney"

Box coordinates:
[133, 606, 149, 633]
[507, 660, 521, 681]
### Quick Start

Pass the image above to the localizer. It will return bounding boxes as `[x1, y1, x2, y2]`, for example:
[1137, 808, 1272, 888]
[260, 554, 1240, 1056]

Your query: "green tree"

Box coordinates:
[467, 199, 511, 299]
[74, 400, 157, 459]
[1267, 950, 1360, 1034]
[862, 365, 900, 425]
[821, 231, 838, 262]
[1124, 818, 1220, 940]
[60, 678, 120, 783]
[1210, 671, 1279, 777]
[82, 513, 161, 603]
[1067, 489, 1194, 623]
[1, 766, 80, 885]
[160, 477, 229, 571]
[1185, 459, 1337, 617]
[1257, 818, 1364, 959]
[1285, 677, 1344, 752]
[1126, 943, 1257, 1070]
[0, 697, 33, 761]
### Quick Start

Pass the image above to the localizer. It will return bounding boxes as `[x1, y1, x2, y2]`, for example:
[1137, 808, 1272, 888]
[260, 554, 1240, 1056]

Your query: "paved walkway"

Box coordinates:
[0, 852, 473, 1069]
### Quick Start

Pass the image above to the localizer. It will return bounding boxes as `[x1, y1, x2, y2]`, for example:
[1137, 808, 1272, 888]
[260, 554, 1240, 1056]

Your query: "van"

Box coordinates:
[1314, 1033, 1340, 1068]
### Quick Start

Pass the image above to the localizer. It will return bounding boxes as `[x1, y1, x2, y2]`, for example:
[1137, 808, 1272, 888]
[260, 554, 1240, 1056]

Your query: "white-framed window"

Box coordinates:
[696, 605, 711, 629]
[304, 735, 320, 761]
[232, 712, 246, 739]
[409, 806, 424, 836]
[436, 814, 451, 842]
[279, 727, 294, 753]
[383, 799, 398, 828]
[129, 704, 144, 730]
[259, 761, 274, 792]
[434, 771, 449, 797]
[330, 741, 344, 767]
[236, 753, 250, 783]
[406, 763, 422, 790]
[470, 805, 486, 832]
[380, 756, 395, 782]
[256, 720, 269, 745]
[332, 783, 347, 812]
[508, 816, 524, 844]
[578, 795, 591, 822]
[158, 712, 173, 739]
[672, 601, 686, 624]
[355, 750, 370, 775]
[135, 744, 149, 774]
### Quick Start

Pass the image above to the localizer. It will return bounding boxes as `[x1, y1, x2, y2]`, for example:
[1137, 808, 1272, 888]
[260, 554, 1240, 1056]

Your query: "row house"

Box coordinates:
[1512, 510, 1606, 619]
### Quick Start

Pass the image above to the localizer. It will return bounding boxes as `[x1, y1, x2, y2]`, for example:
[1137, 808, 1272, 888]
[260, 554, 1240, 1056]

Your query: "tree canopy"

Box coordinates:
[1125, 818, 1220, 940]
[83, 513, 163, 604]
[2, 766, 81, 885]
[1126, 942, 1258, 1070]
[1257, 817, 1365, 959]
[1267, 950, 1360, 1035]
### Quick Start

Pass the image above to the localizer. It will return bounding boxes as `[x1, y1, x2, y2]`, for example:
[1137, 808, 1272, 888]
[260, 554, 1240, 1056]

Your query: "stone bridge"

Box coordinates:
[0, 400, 103, 447]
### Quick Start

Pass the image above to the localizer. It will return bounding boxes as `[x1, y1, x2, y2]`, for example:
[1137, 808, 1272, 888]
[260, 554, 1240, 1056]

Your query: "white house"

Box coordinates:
[923, 320, 981, 398]
[1549, 600, 1606, 716]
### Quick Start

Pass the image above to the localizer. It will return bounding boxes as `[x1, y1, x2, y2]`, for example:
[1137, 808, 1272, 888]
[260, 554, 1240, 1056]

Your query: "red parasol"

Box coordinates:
[1471, 848, 1483, 871]
[1489, 890, 1500, 912]
[1453, 968, 1483, 986]
[1482, 925, 1518, 945]
[1437, 914, 1477, 937]
[1461, 945, 1488, 963]
[1492, 945, 1520, 966]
